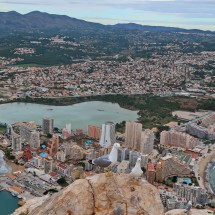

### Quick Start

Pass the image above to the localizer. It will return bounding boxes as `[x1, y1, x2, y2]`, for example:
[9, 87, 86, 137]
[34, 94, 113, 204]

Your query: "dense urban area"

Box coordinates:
[0, 14, 215, 214]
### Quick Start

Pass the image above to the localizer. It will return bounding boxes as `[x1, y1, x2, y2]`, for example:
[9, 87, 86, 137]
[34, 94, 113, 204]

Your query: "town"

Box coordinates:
[0, 33, 215, 101]
[0, 108, 215, 212]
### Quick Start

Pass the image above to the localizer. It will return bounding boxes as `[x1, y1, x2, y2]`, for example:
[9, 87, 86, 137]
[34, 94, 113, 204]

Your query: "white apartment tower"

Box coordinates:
[99, 122, 116, 148]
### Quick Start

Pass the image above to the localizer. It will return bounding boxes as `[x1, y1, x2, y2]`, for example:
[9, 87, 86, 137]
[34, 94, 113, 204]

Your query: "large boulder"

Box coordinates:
[13, 173, 164, 215]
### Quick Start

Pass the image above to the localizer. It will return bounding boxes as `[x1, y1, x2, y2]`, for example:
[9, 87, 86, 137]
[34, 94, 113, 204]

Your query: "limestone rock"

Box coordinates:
[13, 173, 164, 215]
[165, 209, 214, 215]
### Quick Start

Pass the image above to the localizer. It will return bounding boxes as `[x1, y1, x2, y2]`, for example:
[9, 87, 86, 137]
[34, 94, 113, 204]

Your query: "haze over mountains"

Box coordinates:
[0, 11, 213, 35]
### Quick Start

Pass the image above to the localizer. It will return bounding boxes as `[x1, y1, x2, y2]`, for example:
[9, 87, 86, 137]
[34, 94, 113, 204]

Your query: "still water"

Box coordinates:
[0, 190, 19, 215]
[0, 101, 138, 130]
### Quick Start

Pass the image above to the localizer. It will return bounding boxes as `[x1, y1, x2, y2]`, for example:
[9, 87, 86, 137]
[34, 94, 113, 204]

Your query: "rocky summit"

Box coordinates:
[13, 173, 164, 215]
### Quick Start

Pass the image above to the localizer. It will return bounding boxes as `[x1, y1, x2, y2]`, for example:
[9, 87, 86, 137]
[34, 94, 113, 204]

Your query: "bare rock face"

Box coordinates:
[165, 209, 213, 215]
[13, 173, 164, 215]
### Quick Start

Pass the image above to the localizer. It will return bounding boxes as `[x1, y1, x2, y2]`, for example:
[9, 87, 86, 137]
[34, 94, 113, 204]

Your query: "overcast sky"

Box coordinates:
[0, 0, 214, 30]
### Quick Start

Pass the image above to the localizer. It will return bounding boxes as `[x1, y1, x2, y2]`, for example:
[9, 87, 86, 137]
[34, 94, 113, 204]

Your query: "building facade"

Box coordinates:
[160, 130, 200, 149]
[146, 163, 156, 185]
[87, 125, 102, 139]
[42, 117, 54, 135]
[99, 122, 116, 148]
[125, 121, 142, 151]
[140, 129, 155, 154]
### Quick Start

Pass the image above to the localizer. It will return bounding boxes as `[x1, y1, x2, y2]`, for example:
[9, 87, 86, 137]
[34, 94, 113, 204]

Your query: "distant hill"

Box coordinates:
[112, 23, 213, 34]
[0, 11, 213, 35]
[0, 11, 104, 34]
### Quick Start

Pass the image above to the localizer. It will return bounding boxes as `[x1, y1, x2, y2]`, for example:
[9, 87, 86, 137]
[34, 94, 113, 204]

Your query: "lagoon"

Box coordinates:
[0, 101, 138, 130]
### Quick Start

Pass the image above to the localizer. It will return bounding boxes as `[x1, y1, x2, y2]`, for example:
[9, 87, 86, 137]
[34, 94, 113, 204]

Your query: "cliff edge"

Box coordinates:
[13, 173, 164, 215]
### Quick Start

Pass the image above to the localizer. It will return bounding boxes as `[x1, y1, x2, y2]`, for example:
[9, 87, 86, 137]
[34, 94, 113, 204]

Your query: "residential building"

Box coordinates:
[47, 134, 59, 156]
[140, 129, 155, 154]
[160, 130, 200, 149]
[166, 196, 187, 210]
[117, 148, 130, 162]
[42, 117, 54, 135]
[44, 157, 54, 174]
[29, 131, 40, 149]
[125, 121, 142, 151]
[99, 122, 116, 148]
[62, 128, 71, 139]
[156, 155, 191, 182]
[56, 150, 66, 162]
[57, 163, 67, 175]
[173, 183, 209, 205]
[12, 132, 21, 151]
[129, 150, 148, 169]
[87, 125, 102, 139]
[33, 155, 44, 168]
[146, 163, 156, 185]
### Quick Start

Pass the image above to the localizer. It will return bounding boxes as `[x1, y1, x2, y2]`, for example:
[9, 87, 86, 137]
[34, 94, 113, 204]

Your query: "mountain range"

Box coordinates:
[0, 11, 213, 35]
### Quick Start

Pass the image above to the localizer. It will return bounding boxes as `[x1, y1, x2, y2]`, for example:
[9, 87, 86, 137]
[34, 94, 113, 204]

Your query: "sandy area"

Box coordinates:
[198, 145, 215, 192]
[5, 159, 25, 173]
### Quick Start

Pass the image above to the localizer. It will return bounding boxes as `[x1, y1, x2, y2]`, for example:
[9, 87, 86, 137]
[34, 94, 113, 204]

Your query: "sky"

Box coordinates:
[0, 0, 215, 31]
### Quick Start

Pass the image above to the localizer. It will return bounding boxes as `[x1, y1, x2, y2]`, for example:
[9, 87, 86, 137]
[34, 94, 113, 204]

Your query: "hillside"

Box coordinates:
[0, 11, 213, 35]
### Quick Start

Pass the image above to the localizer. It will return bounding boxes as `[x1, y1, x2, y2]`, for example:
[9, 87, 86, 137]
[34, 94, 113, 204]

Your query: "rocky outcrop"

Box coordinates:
[13, 173, 164, 215]
[165, 209, 214, 215]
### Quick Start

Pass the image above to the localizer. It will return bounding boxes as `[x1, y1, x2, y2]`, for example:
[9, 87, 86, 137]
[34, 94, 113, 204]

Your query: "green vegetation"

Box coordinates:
[199, 98, 215, 111]
[190, 176, 199, 186]
[0, 125, 7, 133]
[5, 148, 15, 160]
[57, 177, 69, 187]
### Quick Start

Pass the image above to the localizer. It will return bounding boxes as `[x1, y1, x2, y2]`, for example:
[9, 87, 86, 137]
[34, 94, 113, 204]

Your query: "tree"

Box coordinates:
[172, 176, 177, 183]
[57, 177, 66, 185]
[47, 133, 53, 138]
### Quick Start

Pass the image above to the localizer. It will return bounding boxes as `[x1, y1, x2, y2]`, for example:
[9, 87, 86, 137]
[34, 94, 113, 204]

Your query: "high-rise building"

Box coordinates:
[56, 151, 66, 162]
[29, 131, 40, 149]
[62, 128, 71, 139]
[44, 157, 54, 174]
[146, 163, 156, 185]
[129, 150, 148, 169]
[125, 121, 142, 151]
[156, 155, 191, 182]
[117, 148, 130, 162]
[22, 146, 32, 162]
[140, 129, 155, 154]
[160, 130, 200, 149]
[47, 134, 59, 156]
[66, 123, 72, 133]
[42, 117, 54, 135]
[12, 132, 21, 152]
[99, 122, 116, 148]
[33, 155, 44, 168]
[87, 125, 102, 139]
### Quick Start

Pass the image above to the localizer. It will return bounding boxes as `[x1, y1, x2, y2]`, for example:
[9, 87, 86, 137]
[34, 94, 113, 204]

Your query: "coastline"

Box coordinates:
[198, 145, 215, 194]
[0, 95, 140, 111]
[207, 161, 215, 194]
